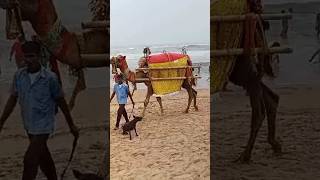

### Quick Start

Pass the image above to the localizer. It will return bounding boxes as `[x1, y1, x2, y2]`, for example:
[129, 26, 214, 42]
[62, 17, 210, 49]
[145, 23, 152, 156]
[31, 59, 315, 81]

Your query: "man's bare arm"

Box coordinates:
[56, 97, 79, 138]
[0, 95, 17, 132]
[110, 91, 115, 102]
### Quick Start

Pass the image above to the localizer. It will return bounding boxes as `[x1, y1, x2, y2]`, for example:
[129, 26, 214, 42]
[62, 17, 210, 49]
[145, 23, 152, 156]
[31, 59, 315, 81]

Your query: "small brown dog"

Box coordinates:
[122, 116, 143, 140]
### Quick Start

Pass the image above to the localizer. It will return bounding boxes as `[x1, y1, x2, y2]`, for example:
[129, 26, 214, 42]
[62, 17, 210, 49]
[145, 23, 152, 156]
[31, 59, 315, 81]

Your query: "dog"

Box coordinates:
[73, 169, 104, 180]
[122, 115, 143, 140]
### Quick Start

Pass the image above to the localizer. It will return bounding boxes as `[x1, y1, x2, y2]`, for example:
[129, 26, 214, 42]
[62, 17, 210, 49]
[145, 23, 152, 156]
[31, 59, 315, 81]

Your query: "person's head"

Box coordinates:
[115, 73, 124, 84]
[281, 10, 286, 13]
[22, 41, 42, 73]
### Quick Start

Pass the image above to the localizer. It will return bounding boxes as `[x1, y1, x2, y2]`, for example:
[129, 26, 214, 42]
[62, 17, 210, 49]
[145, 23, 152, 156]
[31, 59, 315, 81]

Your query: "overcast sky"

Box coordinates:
[111, 0, 210, 47]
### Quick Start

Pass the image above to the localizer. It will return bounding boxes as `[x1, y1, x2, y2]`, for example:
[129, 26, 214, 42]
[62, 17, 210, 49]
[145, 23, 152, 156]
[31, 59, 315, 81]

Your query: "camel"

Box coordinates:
[212, 1, 283, 163]
[227, 54, 282, 163]
[110, 53, 198, 116]
[0, 0, 109, 110]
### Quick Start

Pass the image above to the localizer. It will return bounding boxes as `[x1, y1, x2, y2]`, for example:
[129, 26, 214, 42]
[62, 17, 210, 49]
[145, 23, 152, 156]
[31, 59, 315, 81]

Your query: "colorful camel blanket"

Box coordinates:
[147, 52, 193, 95]
[211, 0, 248, 94]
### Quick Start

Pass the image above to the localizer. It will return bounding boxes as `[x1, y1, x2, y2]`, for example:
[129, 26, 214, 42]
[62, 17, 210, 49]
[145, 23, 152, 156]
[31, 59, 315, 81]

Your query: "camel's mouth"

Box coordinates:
[110, 57, 118, 74]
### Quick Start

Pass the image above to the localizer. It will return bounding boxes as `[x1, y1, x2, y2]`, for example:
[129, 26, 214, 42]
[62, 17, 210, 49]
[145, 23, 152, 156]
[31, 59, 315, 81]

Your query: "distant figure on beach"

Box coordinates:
[316, 12, 320, 38]
[280, 10, 288, 39]
[9, 35, 26, 69]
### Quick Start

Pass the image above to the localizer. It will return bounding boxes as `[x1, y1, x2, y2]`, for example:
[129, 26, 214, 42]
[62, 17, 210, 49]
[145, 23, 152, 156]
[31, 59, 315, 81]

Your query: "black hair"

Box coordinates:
[21, 41, 41, 54]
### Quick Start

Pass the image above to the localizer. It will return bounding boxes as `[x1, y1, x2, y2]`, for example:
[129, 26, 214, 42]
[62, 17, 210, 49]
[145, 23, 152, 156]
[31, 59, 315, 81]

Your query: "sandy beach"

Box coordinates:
[212, 83, 320, 180]
[0, 84, 107, 179]
[110, 88, 210, 179]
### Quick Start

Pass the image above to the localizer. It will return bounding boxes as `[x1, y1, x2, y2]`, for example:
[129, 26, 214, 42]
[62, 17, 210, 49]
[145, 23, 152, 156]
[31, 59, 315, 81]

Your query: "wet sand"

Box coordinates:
[110, 89, 210, 179]
[212, 83, 320, 180]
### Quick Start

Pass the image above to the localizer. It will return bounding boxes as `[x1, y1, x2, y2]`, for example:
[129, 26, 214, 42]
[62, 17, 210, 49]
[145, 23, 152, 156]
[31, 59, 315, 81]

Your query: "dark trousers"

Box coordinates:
[116, 104, 129, 127]
[22, 134, 57, 180]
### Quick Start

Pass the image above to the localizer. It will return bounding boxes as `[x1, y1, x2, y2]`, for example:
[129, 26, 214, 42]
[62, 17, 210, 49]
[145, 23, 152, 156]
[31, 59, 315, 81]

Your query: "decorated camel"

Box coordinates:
[110, 49, 199, 116]
[0, 0, 109, 110]
[212, 0, 292, 163]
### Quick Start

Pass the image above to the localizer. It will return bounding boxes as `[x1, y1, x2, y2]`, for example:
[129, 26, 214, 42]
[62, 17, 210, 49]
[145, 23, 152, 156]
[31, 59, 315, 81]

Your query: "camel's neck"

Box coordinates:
[27, 0, 59, 37]
[122, 67, 135, 82]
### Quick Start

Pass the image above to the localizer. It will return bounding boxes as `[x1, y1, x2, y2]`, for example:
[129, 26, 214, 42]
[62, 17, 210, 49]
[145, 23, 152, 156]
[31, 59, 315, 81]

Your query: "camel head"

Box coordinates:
[110, 55, 128, 74]
[110, 56, 117, 74]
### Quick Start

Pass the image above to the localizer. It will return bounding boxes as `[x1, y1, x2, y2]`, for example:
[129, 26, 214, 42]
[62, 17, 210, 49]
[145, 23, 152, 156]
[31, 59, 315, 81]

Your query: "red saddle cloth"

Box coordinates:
[147, 52, 189, 64]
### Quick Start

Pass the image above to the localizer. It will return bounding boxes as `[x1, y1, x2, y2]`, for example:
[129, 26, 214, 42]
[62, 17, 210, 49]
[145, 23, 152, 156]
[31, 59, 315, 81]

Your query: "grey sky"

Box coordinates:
[111, 0, 210, 47]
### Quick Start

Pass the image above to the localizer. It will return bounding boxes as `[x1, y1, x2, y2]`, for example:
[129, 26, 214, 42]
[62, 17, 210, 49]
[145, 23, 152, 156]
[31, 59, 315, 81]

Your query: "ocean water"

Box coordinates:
[110, 43, 210, 89]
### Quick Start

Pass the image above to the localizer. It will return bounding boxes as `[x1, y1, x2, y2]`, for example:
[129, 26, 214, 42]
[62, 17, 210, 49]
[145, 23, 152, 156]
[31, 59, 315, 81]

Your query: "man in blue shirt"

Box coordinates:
[110, 73, 135, 130]
[0, 41, 79, 180]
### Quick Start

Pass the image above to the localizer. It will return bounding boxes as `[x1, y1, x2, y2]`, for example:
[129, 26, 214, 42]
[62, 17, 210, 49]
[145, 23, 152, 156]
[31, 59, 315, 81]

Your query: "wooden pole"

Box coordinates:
[211, 46, 293, 57]
[136, 66, 201, 71]
[211, 13, 292, 22]
[81, 54, 109, 67]
[81, 20, 109, 29]
[136, 76, 202, 81]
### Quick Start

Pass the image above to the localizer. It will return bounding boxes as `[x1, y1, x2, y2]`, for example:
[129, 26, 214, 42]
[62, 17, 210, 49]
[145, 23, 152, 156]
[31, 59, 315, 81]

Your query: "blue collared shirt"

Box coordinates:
[11, 67, 63, 135]
[113, 83, 129, 104]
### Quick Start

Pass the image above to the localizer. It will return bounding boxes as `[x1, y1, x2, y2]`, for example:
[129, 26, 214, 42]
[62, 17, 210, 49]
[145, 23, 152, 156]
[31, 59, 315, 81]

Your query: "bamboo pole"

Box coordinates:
[136, 76, 202, 81]
[81, 20, 109, 29]
[136, 66, 201, 71]
[211, 13, 292, 22]
[81, 54, 109, 67]
[211, 46, 293, 57]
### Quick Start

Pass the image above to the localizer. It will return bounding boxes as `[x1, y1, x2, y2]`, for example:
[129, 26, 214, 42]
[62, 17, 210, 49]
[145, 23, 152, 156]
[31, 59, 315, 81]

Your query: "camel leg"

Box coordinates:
[69, 69, 86, 111]
[142, 85, 153, 117]
[261, 83, 282, 154]
[156, 97, 164, 115]
[237, 82, 265, 163]
[192, 88, 198, 111]
[183, 83, 193, 113]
